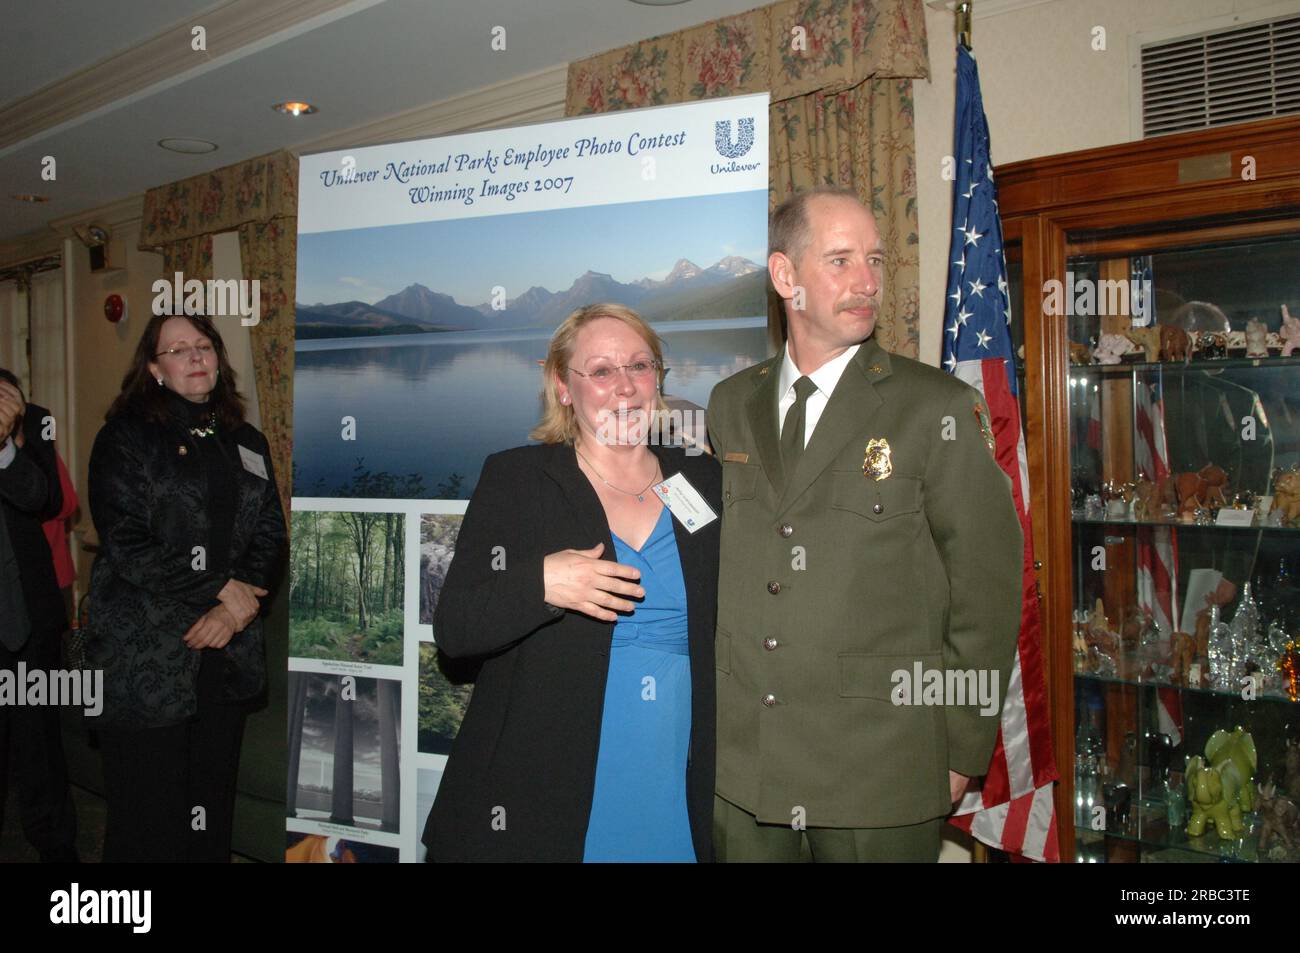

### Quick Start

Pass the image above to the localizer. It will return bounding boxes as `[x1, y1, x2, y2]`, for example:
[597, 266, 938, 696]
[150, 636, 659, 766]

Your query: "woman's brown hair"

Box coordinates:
[106, 313, 246, 430]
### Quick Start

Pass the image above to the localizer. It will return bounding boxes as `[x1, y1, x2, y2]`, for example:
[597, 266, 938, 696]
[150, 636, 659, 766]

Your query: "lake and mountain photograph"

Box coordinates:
[292, 190, 770, 500]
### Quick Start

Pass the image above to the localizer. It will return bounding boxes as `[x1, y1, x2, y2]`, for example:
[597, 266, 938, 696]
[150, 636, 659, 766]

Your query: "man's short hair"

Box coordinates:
[769, 186, 863, 263]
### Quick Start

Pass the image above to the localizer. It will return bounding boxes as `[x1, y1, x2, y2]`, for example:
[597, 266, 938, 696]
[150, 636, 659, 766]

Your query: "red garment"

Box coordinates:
[42, 450, 78, 589]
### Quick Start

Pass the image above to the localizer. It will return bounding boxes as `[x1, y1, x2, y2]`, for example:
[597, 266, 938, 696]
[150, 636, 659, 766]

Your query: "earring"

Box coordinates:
[157, 378, 164, 386]
[560, 395, 569, 405]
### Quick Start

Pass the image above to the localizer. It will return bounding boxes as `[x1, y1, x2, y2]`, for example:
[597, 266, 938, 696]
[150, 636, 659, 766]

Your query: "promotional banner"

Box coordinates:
[288, 93, 769, 861]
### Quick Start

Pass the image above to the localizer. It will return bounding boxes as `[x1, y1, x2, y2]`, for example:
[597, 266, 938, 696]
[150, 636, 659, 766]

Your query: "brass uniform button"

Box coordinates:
[872, 502, 883, 514]
[762, 693, 777, 707]
[778, 523, 793, 538]
[767, 581, 781, 595]
[763, 637, 778, 651]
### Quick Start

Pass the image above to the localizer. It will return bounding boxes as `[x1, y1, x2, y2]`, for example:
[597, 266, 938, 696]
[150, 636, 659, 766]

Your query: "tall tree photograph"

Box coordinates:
[290, 510, 406, 665]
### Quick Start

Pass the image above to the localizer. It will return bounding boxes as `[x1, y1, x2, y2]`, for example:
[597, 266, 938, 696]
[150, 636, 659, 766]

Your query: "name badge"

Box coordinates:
[651, 472, 717, 533]
[238, 444, 268, 480]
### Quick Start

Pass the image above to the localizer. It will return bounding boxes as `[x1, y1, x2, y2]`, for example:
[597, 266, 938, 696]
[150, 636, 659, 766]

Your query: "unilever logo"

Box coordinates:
[714, 118, 755, 159]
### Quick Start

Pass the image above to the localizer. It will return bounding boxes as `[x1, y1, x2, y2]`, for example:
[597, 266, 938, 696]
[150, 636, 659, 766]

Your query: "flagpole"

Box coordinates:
[956, 1, 972, 51]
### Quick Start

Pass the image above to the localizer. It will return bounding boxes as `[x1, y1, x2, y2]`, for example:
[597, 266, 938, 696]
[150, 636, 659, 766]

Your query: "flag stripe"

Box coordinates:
[941, 44, 1058, 862]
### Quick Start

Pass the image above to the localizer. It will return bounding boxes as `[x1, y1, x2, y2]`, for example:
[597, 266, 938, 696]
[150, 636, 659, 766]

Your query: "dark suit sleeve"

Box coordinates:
[88, 421, 229, 608]
[433, 451, 562, 659]
[924, 386, 1024, 778]
[231, 431, 287, 591]
[0, 442, 49, 514]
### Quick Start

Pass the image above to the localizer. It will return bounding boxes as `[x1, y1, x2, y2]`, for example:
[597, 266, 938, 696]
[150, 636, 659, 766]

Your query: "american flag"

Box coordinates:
[1135, 378, 1184, 744]
[941, 44, 1059, 863]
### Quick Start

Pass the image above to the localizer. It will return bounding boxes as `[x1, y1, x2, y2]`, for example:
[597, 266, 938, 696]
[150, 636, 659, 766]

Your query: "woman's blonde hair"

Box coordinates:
[531, 302, 668, 445]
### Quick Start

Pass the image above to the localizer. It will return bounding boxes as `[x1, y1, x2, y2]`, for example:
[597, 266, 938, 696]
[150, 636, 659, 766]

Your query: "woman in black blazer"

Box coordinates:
[423, 303, 720, 862]
[86, 312, 285, 862]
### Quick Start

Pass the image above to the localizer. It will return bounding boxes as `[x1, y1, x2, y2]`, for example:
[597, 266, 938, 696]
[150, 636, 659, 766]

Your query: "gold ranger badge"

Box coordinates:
[863, 438, 893, 481]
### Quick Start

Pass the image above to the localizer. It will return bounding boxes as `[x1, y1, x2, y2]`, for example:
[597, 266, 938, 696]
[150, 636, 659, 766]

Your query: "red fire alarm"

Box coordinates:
[104, 294, 125, 323]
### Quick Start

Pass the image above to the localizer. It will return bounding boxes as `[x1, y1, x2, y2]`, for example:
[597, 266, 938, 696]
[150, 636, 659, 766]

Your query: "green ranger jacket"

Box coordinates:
[707, 336, 1024, 828]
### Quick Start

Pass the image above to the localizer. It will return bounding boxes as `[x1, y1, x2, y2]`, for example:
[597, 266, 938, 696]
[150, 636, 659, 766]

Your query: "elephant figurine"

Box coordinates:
[1206, 727, 1256, 813]
[1186, 755, 1245, 838]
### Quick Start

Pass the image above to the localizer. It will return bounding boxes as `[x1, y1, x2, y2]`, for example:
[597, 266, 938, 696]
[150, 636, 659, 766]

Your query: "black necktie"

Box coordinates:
[781, 376, 817, 472]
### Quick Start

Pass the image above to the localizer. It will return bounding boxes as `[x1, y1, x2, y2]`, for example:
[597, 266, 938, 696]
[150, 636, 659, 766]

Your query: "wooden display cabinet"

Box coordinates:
[997, 115, 1300, 863]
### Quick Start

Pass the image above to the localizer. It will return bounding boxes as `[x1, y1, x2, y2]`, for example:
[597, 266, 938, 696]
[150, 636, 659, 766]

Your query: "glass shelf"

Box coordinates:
[1075, 671, 1298, 705]
[1075, 808, 1274, 863]
[1069, 354, 1300, 376]
[1071, 515, 1298, 533]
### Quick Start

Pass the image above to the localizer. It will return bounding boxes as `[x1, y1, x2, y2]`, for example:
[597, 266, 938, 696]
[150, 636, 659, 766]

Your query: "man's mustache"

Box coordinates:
[837, 298, 877, 313]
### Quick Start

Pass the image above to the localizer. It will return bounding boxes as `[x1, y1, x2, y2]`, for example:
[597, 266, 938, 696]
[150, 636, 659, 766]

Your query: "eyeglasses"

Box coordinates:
[569, 360, 663, 386]
[155, 344, 215, 361]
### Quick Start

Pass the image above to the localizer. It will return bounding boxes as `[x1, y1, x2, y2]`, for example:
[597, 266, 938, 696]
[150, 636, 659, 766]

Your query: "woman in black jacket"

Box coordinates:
[423, 303, 720, 862]
[86, 312, 285, 862]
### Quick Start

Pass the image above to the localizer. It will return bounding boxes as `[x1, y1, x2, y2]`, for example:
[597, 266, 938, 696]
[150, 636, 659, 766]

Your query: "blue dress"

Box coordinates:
[583, 506, 695, 862]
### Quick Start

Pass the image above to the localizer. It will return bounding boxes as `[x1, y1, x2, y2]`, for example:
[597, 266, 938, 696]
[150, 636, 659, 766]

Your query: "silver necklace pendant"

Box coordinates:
[189, 418, 217, 438]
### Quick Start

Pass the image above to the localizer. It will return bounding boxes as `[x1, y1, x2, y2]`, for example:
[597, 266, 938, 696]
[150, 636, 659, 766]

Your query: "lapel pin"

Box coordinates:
[178, 445, 188, 456]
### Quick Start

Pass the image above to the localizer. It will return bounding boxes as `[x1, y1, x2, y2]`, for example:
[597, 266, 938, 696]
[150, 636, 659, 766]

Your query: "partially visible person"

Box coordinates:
[0, 369, 78, 862]
[86, 313, 286, 862]
[43, 446, 79, 613]
[424, 303, 720, 862]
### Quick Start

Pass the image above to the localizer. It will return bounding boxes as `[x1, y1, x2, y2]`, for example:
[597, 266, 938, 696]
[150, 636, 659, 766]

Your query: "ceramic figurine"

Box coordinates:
[1272, 467, 1300, 525]
[1186, 756, 1245, 838]
[1128, 326, 1162, 362]
[1206, 727, 1256, 814]
[1245, 317, 1269, 358]
[1282, 304, 1300, 357]
[1170, 631, 1197, 686]
[1256, 781, 1299, 855]
[1160, 324, 1191, 362]
[1092, 333, 1132, 365]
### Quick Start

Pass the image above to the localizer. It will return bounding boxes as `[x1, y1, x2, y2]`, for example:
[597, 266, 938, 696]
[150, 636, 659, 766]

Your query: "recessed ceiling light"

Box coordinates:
[272, 101, 318, 117]
[11, 193, 50, 203]
[628, 0, 692, 5]
[158, 137, 219, 154]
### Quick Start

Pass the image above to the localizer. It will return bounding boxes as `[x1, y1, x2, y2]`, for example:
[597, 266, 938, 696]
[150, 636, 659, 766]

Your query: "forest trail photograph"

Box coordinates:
[290, 510, 406, 666]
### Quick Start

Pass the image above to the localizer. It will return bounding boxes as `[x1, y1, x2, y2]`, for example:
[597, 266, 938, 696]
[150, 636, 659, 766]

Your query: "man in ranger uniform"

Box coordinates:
[707, 188, 1023, 861]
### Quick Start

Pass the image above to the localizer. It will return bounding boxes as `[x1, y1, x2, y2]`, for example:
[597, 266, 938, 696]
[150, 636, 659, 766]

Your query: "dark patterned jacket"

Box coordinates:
[85, 407, 286, 729]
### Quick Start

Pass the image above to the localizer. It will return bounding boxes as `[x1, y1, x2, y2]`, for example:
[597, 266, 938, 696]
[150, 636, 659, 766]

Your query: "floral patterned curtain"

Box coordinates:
[139, 151, 297, 520]
[567, 0, 927, 357]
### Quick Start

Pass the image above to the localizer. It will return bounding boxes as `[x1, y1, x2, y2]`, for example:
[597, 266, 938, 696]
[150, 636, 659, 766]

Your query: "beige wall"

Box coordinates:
[64, 213, 164, 600]
[913, 0, 1296, 367]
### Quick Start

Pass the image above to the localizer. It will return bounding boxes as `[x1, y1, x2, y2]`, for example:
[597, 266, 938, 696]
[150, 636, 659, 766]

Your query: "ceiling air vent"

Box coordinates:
[1141, 13, 1300, 137]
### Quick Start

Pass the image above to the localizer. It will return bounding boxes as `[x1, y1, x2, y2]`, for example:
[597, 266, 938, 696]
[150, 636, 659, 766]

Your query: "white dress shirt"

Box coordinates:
[777, 342, 861, 449]
[0, 437, 14, 469]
